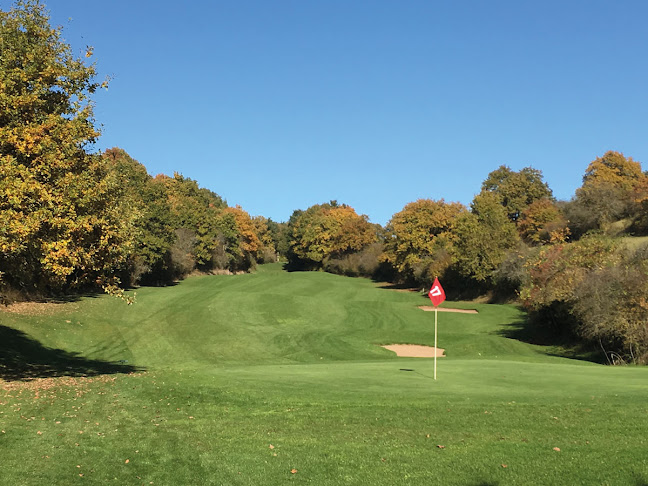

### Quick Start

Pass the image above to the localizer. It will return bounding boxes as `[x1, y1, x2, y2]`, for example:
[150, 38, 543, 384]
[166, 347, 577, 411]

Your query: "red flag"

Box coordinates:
[428, 277, 446, 307]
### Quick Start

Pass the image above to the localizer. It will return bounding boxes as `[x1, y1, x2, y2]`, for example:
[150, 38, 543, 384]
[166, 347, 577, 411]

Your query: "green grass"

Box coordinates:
[1, 263, 647, 485]
[621, 235, 648, 251]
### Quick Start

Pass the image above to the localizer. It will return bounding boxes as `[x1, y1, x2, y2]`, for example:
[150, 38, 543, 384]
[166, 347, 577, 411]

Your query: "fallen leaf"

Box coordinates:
[290, 469, 298, 474]
[125, 459, 130, 464]
[269, 444, 275, 449]
[501, 464, 508, 468]
[553, 447, 561, 452]
[437, 445, 445, 449]
[37, 431, 42, 435]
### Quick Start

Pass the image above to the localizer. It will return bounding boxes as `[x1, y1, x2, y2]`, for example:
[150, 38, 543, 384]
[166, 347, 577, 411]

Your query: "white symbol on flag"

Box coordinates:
[430, 286, 442, 297]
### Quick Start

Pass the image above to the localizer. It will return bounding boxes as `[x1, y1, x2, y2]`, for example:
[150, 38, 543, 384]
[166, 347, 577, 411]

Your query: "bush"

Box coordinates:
[170, 228, 197, 278]
[324, 242, 384, 277]
[571, 244, 648, 364]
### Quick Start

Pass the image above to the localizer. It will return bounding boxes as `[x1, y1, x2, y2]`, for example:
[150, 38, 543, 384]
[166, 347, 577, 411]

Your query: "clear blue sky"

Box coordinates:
[41, 0, 648, 225]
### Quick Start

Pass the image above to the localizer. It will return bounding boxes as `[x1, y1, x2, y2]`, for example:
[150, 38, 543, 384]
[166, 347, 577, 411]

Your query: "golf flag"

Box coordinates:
[428, 277, 446, 307]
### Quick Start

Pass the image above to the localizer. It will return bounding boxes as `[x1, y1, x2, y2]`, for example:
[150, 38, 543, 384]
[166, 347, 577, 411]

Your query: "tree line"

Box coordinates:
[0, 1, 279, 300]
[2, 1, 647, 363]
[284, 152, 648, 364]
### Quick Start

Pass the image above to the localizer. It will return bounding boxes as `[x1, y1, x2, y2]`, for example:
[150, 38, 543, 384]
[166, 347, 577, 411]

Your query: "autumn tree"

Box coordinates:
[252, 216, 278, 263]
[518, 233, 648, 363]
[571, 244, 648, 364]
[0, 1, 131, 296]
[287, 201, 376, 269]
[480, 165, 553, 222]
[565, 151, 648, 237]
[223, 205, 262, 269]
[517, 198, 569, 245]
[520, 234, 619, 314]
[382, 199, 466, 284]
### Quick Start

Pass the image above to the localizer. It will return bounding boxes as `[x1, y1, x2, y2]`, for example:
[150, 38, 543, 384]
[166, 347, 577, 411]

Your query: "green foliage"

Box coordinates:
[452, 192, 520, 284]
[157, 173, 258, 273]
[266, 218, 289, 259]
[0, 1, 131, 295]
[103, 148, 175, 284]
[481, 165, 553, 222]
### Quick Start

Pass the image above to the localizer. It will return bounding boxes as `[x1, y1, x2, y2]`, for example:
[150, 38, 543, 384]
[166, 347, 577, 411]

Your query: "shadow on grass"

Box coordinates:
[495, 316, 605, 364]
[0, 325, 142, 382]
[376, 282, 422, 292]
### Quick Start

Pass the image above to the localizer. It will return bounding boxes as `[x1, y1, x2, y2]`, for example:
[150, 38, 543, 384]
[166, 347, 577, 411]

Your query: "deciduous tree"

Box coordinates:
[518, 198, 569, 245]
[566, 151, 647, 236]
[382, 199, 465, 284]
[103, 148, 174, 284]
[0, 1, 131, 295]
[481, 165, 553, 222]
[288, 202, 376, 268]
[452, 192, 519, 284]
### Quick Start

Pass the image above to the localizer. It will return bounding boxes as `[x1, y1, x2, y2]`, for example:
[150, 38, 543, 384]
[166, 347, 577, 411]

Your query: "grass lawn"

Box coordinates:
[1, 263, 647, 485]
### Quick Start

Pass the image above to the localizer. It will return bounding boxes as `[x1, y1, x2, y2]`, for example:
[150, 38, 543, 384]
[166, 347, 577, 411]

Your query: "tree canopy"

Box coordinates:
[287, 202, 376, 269]
[480, 165, 553, 222]
[452, 192, 520, 284]
[0, 1, 129, 295]
[382, 199, 465, 284]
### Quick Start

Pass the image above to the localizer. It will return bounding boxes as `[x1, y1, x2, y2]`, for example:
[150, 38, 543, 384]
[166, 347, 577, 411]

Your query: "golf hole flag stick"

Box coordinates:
[428, 277, 446, 380]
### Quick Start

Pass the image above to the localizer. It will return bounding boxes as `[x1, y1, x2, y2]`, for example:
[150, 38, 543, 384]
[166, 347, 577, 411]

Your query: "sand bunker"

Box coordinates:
[418, 306, 478, 314]
[381, 344, 445, 358]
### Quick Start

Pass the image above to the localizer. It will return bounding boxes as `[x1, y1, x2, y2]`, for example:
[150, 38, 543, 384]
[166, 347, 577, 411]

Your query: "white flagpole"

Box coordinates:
[434, 307, 438, 380]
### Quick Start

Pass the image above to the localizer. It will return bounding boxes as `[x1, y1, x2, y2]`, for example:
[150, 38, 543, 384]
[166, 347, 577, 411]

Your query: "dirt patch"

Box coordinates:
[0, 301, 78, 316]
[381, 344, 445, 358]
[418, 306, 478, 314]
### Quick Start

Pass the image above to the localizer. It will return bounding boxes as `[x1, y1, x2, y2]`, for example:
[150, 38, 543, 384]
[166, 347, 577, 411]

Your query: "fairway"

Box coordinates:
[1, 264, 647, 485]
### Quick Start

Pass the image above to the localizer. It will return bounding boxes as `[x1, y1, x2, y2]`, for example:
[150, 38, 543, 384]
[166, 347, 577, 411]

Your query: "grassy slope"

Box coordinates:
[1, 263, 647, 485]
